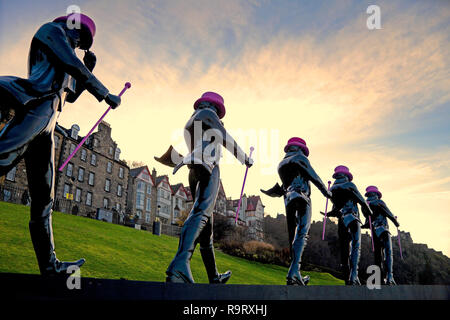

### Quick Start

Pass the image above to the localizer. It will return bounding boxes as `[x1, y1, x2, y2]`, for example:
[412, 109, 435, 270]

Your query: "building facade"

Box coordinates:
[170, 183, 189, 224]
[1, 121, 130, 223]
[155, 175, 173, 224]
[127, 166, 157, 227]
[227, 195, 265, 241]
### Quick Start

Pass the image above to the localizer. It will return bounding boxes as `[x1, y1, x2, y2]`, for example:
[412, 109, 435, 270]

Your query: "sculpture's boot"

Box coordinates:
[200, 247, 231, 284]
[165, 244, 195, 283]
[286, 229, 309, 286]
[165, 213, 206, 283]
[383, 234, 396, 285]
[348, 232, 361, 285]
[340, 264, 350, 285]
[29, 204, 85, 276]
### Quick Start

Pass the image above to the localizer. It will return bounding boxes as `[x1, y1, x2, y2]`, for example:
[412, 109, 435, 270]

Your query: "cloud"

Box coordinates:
[0, 0, 449, 255]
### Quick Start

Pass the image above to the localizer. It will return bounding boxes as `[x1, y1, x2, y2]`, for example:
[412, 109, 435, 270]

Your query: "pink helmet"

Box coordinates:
[194, 92, 226, 119]
[332, 165, 353, 181]
[53, 13, 96, 50]
[365, 185, 382, 198]
[284, 137, 309, 156]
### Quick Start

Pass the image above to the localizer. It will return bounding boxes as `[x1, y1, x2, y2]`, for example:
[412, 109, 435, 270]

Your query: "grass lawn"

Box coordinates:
[0, 201, 344, 285]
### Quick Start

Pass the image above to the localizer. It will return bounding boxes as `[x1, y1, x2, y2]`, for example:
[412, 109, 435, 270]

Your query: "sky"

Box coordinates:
[0, 0, 449, 256]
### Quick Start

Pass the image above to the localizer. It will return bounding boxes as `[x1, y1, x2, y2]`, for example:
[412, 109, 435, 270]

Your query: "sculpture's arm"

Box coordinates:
[34, 23, 109, 102]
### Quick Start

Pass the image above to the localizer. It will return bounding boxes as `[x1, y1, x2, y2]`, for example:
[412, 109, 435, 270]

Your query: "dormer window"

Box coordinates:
[114, 148, 121, 161]
[70, 124, 80, 140]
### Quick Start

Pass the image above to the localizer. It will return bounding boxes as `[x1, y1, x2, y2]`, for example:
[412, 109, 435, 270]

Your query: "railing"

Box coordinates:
[161, 223, 182, 237]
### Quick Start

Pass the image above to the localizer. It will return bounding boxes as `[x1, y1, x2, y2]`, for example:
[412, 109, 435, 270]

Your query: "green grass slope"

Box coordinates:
[0, 202, 343, 285]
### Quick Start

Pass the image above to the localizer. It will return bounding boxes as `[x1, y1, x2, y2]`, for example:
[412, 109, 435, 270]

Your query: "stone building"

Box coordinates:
[155, 175, 173, 224]
[227, 195, 265, 241]
[214, 180, 227, 216]
[54, 121, 130, 222]
[170, 183, 189, 224]
[0, 121, 130, 223]
[127, 166, 157, 227]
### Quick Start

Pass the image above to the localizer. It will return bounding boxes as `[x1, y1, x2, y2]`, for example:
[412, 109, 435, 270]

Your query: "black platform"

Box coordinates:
[1, 273, 448, 300]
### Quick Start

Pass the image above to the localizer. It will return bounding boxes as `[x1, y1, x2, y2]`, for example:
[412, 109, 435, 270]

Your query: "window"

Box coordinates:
[103, 198, 109, 209]
[66, 163, 73, 177]
[63, 184, 71, 198]
[107, 161, 112, 173]
[114, 148, 121, 161]
[91, 154, 97, 165]
[88, 172, 95, 186]
[119, 167, 124, 179]
[86, 192, 92, 206]
[105, 179, 111, 192]
[78, 167, 85, 182]
[3, 190, 11, 201]
[136, 193, 144, 210]
[75, 188, 82, 202]
[81, 149, 87, 161]
[70, 124, 80, 140]
[115, 203, 121, 212]
[146, 185, 152, 195]
[93, 138, 98, 147]
[145, 213, 150, 223]
[117, 184, 122, 197]
[6, 167, 16, 181]
[109, 146, 113, 155]
[69, 143, 76, 155]
[137, 181, 145, 192]
[146, 198, 151, 212]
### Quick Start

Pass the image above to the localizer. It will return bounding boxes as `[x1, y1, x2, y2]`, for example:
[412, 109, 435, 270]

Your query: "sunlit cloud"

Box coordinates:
[0, 0, 448, 255]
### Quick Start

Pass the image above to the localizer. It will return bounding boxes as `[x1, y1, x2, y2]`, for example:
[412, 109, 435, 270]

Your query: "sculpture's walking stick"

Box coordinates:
[395, 216, 403, 260]
[235, 147, 254, 224]
[59, 82, 131, 171]
[322, 181, 332, 240]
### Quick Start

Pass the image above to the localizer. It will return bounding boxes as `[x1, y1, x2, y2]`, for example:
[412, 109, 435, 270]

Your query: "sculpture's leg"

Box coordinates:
[166, 166, 220, 283]
[199, 215, 231, 284]
[25, 117, 84, 275]
[348, 221, 361, 285]
[286, 201, 311, 286]
[285, 205, 296, 257]
[382, 232, 396, 285]
[374, 235, 384, 280]
[338, 220, 350, 284]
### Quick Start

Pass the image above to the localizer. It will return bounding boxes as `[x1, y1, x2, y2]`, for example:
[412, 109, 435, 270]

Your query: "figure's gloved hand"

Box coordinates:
[83, 50, 97, 72]
[105, 93, 121, 109]
[395, 221, 400, 228]
[245, 155, 254, 168]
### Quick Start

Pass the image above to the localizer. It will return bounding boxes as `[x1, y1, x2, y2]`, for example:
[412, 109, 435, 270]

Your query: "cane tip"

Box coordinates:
[328, 180, 331, 184]
[125, 82, 131, 89]
[250, 146, 254, 152]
